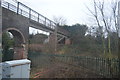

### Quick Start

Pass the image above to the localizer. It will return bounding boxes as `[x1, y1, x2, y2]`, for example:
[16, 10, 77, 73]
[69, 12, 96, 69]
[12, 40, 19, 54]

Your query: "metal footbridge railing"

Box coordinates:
[1, 0, 56, 30]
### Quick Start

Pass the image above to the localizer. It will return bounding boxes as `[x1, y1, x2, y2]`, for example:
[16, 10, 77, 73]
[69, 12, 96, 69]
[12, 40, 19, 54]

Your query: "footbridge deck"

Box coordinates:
[1, 0, 69, 37]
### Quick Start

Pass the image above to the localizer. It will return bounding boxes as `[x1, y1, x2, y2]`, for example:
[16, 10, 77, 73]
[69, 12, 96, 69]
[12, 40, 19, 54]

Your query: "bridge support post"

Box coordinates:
[49, 32, 57, 54]
[48, 26, 57, 54]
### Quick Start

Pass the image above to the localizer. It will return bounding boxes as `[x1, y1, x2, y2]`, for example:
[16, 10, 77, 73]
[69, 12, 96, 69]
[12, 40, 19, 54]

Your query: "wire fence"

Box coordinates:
[28, 52, 119, 78]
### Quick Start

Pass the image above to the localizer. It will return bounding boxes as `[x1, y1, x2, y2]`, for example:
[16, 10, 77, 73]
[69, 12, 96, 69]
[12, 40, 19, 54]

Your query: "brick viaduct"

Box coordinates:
[0, 0, 70, 60]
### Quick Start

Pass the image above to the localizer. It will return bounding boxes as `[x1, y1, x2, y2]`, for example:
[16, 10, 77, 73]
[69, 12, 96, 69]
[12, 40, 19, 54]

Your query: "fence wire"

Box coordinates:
[28, 52, 119, 78]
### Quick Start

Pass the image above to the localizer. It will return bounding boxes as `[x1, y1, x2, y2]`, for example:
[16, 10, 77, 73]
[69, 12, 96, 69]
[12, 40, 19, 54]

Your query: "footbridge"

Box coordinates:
[0, 0, 70, 60]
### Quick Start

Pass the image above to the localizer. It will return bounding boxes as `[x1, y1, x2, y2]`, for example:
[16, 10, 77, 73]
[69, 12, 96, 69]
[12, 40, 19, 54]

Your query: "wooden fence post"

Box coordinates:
[118, 1, 120, 78]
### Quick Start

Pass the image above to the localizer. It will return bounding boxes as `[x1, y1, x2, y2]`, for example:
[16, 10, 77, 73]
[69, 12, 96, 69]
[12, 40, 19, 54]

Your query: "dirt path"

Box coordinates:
[31, 62, 104, 78]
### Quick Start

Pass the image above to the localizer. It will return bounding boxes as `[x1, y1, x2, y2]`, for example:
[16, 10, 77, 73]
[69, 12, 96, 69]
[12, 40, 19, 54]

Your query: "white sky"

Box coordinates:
[15, 0, 119, 26]
[4, 0, 93, 34]
[12, 0, 94, 26]
[4, 0, 120, 34]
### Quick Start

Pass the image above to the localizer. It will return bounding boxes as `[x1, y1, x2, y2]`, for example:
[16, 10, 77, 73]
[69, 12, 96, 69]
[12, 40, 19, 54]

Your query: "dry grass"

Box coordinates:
[30, 61, 104, 78]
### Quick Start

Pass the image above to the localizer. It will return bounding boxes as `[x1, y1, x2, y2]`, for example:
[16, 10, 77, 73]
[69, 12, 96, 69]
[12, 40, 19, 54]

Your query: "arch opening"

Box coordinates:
[2, 28, 26, 62]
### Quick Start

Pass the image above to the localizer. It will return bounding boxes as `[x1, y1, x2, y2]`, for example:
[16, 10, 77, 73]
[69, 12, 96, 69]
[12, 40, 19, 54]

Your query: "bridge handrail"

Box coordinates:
[1, 0, 57, 30]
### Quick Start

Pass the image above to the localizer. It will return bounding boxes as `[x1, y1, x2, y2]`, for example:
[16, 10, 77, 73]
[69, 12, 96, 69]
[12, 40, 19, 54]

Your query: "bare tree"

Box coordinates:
[86, 0, 106, 56]
[53, 16, 67, 26]
[112, 1, 118, 34]
[86, 0, 118, 58]
[97, 0, 112, 56]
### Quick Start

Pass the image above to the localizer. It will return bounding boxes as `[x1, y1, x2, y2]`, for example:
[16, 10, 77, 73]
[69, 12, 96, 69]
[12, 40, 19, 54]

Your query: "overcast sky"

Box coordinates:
[6, 0, 95, 26]
[4, 0, 119, 34]
[5, 0, 119, 26]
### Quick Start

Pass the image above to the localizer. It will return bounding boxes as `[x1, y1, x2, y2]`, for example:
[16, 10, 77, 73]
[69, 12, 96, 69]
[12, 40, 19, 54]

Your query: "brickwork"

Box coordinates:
[2, 8, 29, 60]
[65, 38, 71, 45]
[1, 5, 70, 60]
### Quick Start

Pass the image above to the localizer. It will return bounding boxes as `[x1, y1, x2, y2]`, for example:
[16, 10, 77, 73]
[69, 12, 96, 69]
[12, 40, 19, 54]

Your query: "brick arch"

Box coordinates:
[3, 28, 27, 60]
[5, 28, 26, 44]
